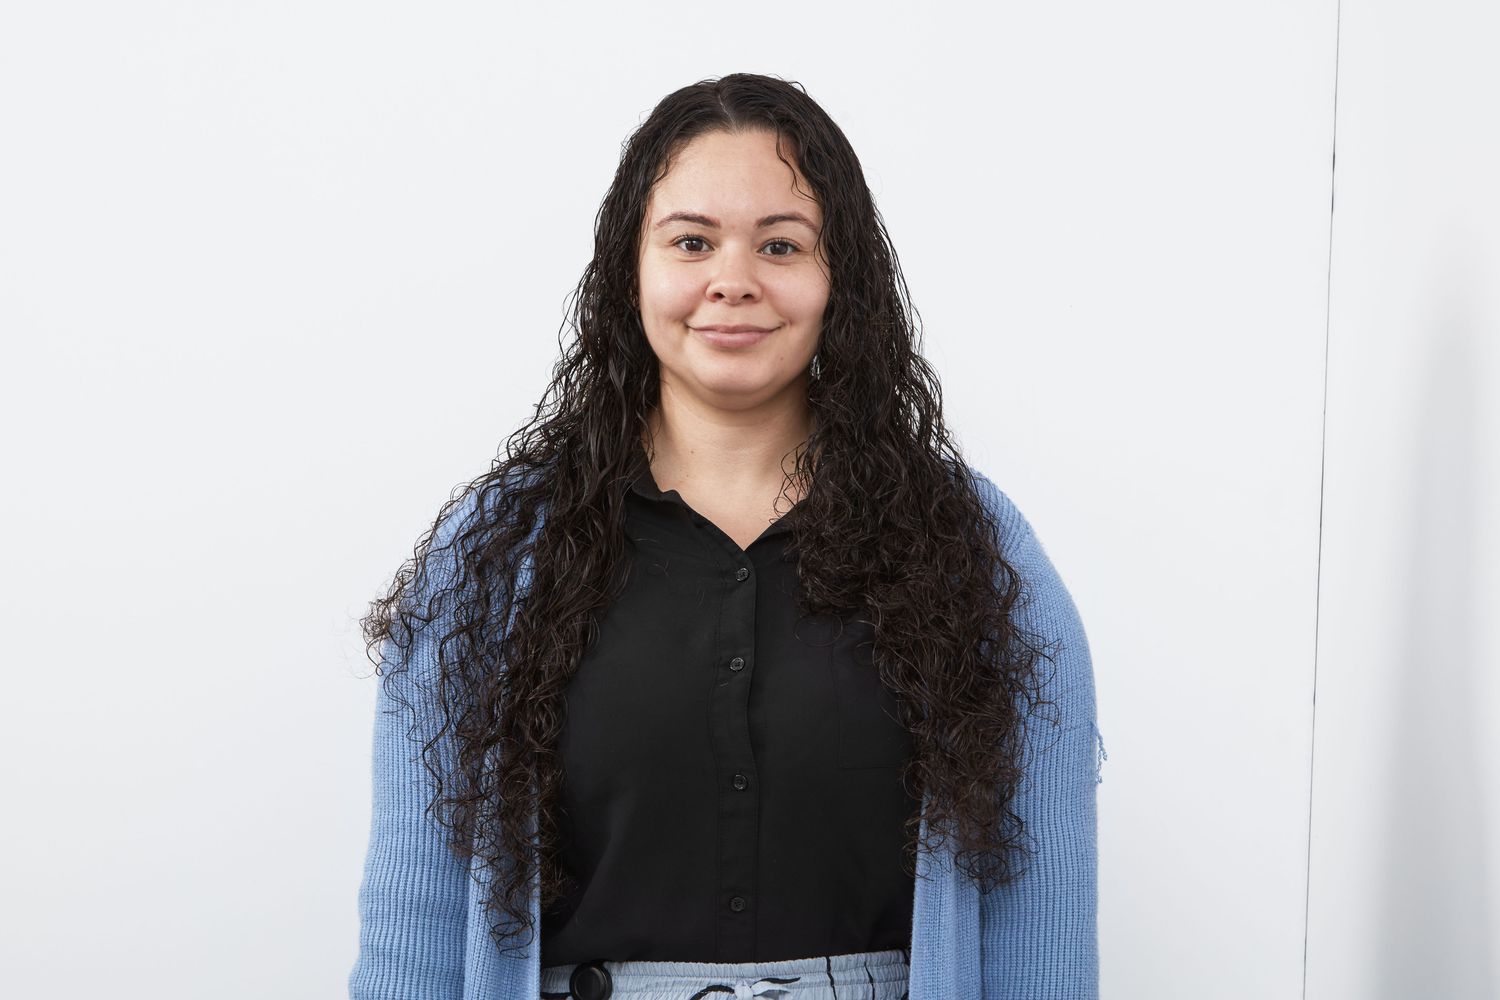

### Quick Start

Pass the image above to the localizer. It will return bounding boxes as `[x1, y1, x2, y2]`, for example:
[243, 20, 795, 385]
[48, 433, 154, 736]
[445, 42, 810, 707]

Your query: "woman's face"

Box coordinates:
[636, 128, 830, 413]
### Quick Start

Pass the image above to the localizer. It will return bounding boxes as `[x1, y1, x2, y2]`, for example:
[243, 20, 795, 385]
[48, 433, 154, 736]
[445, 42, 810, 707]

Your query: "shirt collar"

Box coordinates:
[626, 441, 802, 535]
[628, 440, 672, 503]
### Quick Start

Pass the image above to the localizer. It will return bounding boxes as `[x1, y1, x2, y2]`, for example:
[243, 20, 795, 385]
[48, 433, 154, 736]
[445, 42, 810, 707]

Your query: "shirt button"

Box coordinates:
[735, 566, 750, 581]
[729, 895, 747, 912]
[729, 656, 744, 671]
[732, 773, 748, 790]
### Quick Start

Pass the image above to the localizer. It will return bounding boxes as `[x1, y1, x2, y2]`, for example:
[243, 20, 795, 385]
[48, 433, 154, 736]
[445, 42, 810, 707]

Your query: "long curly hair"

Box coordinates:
[360, 71, 1057, 956]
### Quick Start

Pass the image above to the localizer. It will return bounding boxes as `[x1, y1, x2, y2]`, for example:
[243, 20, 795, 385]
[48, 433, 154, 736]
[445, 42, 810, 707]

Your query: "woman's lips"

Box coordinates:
[691, 325, 779, 348]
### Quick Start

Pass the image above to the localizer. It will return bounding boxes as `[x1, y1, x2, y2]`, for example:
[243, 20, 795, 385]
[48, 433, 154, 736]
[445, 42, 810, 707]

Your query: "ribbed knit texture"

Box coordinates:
[350, 470, 1102, 999]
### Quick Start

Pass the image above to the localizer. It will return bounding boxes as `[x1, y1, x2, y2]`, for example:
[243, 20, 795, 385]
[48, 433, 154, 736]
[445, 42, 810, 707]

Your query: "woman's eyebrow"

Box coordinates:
[653, 210, 820, 232]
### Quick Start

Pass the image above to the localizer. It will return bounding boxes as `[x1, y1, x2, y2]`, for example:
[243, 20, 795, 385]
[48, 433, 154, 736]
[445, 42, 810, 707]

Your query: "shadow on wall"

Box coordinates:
[1374, 273, 1496, 1000]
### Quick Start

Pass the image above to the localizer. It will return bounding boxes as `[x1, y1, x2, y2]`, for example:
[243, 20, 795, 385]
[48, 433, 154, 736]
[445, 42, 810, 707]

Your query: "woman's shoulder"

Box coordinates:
[955, 461, 1035, 551]
[408, 464, 546, 602]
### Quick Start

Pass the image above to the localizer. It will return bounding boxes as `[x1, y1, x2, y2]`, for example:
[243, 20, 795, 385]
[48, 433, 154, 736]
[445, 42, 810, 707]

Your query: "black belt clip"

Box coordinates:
[570, 959, 613, 1000]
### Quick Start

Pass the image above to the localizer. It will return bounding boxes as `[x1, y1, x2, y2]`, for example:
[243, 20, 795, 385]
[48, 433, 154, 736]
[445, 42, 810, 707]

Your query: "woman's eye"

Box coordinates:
[674, 236, 709, 253]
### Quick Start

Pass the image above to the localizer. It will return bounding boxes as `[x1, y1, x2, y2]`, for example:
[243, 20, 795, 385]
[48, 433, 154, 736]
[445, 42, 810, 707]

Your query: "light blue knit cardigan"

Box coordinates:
[350, 469, 1102, 999]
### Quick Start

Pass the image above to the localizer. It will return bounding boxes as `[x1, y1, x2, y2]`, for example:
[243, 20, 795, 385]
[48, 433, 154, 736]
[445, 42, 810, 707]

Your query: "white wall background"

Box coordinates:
[0, 2, 1494, 997]
[1306, 2, 1500, 998]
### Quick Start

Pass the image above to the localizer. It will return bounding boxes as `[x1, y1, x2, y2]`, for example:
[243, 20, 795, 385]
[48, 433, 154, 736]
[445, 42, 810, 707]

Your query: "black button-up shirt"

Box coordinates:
[538, 444, 921, 966]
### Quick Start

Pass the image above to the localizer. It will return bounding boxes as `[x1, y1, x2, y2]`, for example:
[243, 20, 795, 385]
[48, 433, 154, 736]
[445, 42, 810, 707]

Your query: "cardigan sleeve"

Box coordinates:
[975, 478, 1101, 1000]
[349, 509, 478, 1000]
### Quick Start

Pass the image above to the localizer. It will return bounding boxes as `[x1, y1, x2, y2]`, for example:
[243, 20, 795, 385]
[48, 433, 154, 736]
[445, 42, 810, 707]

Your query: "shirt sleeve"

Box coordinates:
[349, 515, 477, 999]
[975, 480, 1101, 1000]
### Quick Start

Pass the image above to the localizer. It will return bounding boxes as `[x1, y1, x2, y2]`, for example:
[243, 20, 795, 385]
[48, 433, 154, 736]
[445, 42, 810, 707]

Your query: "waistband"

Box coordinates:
[540, 946, 910, 1000]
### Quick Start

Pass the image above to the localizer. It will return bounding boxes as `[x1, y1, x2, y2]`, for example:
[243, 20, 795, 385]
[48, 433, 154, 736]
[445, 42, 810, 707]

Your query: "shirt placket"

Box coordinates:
[712, 553, 759, 958]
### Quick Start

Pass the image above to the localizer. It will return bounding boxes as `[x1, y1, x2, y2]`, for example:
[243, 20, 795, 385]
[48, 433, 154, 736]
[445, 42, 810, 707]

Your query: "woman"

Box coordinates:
[349, 73, 1102, 1000]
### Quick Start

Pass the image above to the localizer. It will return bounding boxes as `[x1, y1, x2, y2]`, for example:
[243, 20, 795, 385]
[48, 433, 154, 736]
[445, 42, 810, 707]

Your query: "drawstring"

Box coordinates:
[687, 975, 801, 999]
[549, 950, 908, 998]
